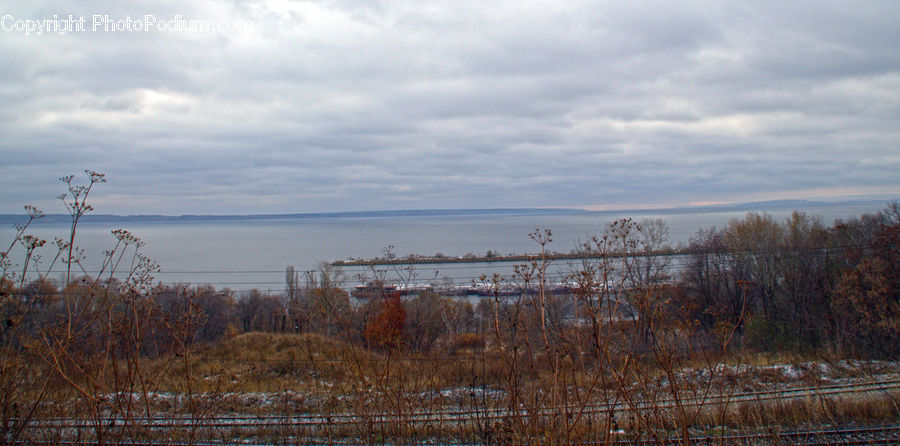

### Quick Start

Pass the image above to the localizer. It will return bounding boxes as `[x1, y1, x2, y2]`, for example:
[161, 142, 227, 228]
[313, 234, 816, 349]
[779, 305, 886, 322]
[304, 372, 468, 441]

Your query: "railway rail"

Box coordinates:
[612, 425, 900, 445]
[14, 425, 900, 445]
[9, 377, 898, 446]
[19, 377, 900, 430]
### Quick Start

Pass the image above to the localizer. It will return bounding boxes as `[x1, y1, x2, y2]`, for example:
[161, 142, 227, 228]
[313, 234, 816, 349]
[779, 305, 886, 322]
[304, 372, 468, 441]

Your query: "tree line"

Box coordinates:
[679, 205, 899, 357]
[4, 201, 898, 359]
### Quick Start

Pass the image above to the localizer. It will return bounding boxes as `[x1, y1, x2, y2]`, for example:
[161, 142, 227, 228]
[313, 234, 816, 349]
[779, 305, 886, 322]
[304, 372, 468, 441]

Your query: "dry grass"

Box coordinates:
[153, 332, 376, 393]
[5, 336, 895, 446]
[714, 390, 900, 430]
[18, 331, 898, 444]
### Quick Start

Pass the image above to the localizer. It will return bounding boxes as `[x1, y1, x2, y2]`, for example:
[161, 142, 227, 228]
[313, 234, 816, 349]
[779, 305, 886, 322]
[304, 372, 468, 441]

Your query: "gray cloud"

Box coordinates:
[1, 0, 899, 214]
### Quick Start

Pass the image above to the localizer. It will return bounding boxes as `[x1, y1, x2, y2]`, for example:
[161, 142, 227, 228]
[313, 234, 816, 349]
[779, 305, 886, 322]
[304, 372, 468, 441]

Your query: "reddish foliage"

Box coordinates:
[364, 293, 406, 349]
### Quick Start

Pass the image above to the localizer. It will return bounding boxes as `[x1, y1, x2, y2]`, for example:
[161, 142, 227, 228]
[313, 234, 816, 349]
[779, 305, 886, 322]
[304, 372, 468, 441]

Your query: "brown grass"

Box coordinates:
[715, 391, 900, 430]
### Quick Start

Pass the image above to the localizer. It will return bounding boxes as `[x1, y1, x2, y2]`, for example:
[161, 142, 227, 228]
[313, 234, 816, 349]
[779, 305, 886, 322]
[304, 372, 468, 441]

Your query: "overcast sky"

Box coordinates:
[2, 1, 899, 215]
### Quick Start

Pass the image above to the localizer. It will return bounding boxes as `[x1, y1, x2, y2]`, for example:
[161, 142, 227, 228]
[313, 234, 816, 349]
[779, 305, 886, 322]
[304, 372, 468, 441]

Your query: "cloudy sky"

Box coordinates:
[2, 1, 899, 215]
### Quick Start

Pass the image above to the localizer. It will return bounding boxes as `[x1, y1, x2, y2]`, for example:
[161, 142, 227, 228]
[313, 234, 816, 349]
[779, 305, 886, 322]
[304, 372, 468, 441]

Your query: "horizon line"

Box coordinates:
[1, 197, 896, 220]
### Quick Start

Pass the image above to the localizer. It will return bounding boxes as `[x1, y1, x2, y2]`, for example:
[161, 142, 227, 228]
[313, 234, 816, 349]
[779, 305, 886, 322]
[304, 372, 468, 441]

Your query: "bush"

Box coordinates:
[744, 315, 793, 351]
[450, 332, 484, 352]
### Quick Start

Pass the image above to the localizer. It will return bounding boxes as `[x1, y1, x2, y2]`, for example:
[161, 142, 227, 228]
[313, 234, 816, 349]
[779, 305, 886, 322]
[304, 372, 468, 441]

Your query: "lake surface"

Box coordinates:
[1, 202, 890, 293]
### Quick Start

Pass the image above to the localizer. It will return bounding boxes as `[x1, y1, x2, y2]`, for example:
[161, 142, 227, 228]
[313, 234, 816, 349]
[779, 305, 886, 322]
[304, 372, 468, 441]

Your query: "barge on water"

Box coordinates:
[351, 281, 574, 299]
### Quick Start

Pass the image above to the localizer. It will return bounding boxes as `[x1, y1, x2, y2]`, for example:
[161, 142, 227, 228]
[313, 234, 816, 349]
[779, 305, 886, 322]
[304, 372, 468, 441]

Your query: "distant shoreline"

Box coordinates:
[0, 207, 585, 225]
[1, 198, 894, 226]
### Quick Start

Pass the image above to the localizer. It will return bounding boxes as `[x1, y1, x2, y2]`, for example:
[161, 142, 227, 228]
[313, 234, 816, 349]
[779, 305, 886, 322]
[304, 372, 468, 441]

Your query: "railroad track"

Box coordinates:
[11, 378, 899, 444]
[14, 425, 900, 445]
[20, 378, 900, 429]
[609, 425, 900, 445]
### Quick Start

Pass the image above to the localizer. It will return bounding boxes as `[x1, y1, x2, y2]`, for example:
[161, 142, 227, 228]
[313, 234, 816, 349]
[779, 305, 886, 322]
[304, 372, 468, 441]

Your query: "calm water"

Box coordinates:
[1, 203, 888, 293]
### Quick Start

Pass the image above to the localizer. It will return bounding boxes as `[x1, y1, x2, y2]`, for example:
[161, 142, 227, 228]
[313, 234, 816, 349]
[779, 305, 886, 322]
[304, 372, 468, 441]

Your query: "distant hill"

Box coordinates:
[0, 207, 589, 225]
[669, 198, 896, 213]
[0, 198, 894, 226]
